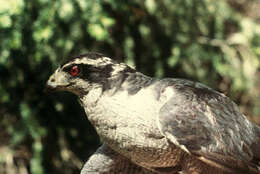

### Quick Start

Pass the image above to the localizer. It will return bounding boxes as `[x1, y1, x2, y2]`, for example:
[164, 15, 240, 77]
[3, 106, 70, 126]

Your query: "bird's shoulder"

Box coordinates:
[154, 78, 224, 102]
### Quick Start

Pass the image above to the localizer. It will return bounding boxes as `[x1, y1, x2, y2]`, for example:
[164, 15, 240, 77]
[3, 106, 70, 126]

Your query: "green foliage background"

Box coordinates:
[0, 0, 260, 173]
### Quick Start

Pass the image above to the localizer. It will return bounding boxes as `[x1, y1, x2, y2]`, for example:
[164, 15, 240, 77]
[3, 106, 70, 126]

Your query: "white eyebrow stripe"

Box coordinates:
[63, 57, 114, 67]
[63, 57, 114, 68]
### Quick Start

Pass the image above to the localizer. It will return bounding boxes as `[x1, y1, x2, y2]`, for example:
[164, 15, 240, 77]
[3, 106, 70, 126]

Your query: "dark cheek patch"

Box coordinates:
[62, 62, 137, 92]
[73, 63, 114, 83]
[63, 63, 135, 84]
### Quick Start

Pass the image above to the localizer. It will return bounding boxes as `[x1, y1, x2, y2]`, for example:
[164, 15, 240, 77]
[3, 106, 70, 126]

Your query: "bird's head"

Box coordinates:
[45, 52, 136, 97]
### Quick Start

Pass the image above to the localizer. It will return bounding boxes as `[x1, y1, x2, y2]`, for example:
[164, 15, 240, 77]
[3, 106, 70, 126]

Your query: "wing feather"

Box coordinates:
[157, 79, 260, 173]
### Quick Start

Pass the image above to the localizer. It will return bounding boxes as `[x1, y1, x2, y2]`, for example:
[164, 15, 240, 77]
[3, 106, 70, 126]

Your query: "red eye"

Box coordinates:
[70, 65, 79, 76]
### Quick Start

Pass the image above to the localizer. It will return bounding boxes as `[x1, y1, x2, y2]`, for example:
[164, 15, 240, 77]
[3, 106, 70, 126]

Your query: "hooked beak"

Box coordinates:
[45, 84, 57, 93]
[45, 70, 70, 93]
[45, 74, 59, 93]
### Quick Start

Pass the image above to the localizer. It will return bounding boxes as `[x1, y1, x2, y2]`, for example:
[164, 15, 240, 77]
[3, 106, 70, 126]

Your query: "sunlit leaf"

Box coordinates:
[87, 23, 109, 41]
[0, 15, 12, 28]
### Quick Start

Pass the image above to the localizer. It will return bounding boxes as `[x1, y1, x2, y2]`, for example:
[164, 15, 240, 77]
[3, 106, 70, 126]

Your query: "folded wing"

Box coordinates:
[157, 79, 260, 173]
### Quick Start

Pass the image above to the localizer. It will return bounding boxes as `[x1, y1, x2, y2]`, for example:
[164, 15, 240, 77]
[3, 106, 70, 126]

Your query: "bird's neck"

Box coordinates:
[79, 85, 103, 109]
[119, 72, 155, 95]
[79, 72, 154, 115]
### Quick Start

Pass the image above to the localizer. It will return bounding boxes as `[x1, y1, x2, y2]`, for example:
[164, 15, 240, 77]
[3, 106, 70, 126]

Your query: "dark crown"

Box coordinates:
[61, 52, 108, 67]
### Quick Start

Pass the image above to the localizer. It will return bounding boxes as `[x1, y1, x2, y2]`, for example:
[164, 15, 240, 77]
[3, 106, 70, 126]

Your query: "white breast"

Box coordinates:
[81, 84, 180, 167]
[96, 85, 161, 138]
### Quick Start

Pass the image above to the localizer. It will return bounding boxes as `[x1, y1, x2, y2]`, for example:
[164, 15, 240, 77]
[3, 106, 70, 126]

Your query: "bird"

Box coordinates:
[46, 52, 260, 174]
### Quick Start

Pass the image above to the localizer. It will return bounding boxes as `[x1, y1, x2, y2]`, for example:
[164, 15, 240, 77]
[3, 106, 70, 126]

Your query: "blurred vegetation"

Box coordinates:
[0, 0, 260, 173]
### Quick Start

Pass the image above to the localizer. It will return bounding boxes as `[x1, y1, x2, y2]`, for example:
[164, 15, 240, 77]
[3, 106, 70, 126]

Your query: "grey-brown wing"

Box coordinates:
[81, 144, 155, 174]
[158, 83, 260, 173]
[252, 125, 260, 167]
